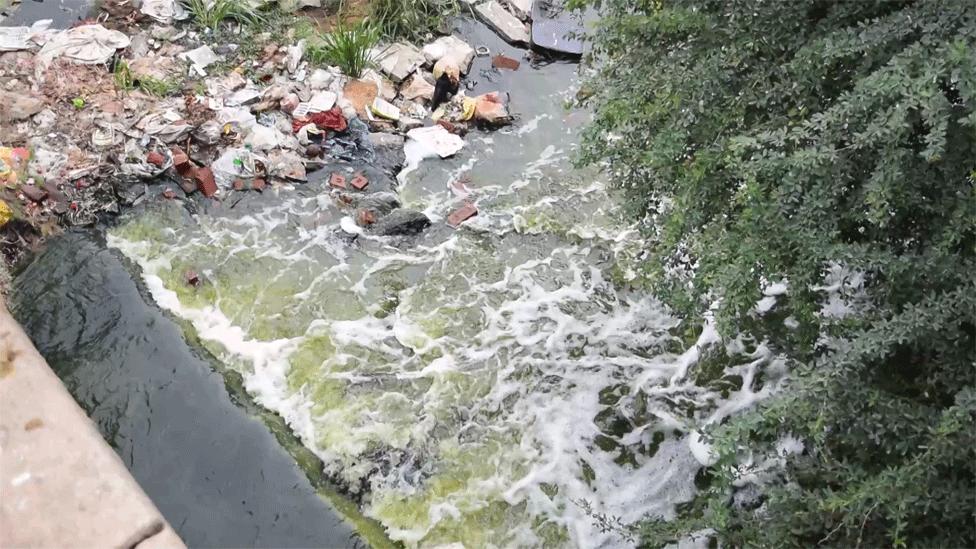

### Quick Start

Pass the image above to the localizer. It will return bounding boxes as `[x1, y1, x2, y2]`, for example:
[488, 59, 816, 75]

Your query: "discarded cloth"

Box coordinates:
[292, 106, 347, 134]
[37, 25, 130, 65]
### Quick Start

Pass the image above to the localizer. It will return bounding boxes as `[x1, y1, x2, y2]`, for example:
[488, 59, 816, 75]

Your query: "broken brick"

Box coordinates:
[492, 54, 520, 71]
[162, 188, 177, 199]
[350, 173, 369, 190]
[20, 184, 48, 203]
[356, 208, 376, 226]
[146, 151, 166, 167]
[170, 146, 193, 175]
[185, 270, 201, 287]
[329, 172, 347, 189]
[233, 179, 245, 191]
[447, 203, 478, 228]
[252, 179, 266, 191]
[193, 167, 217, 197]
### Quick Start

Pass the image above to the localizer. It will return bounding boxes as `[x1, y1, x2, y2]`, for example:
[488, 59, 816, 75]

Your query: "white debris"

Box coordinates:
[307, 90, 337, 112]
[372, 42, 425, 83]
[0, 19, 52, 52]
[370, 97, 401, 121]
[37, 25, 130, 66]
[406, 125, 464, 158]
[421, 35, 476, 74]
[180, 45, 221, 76]
[140, 0, 188, 24]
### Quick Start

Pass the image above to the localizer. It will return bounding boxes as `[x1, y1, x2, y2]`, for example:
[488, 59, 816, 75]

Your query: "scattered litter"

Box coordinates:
[292, 106, 347, 133]
[38, 25, 130, 66]
[225, 87, 262, 107]
[406, 125, 465, 158]
[181, 45, 221, 76]
[369, 97, 401, 121]
[0, 20, 53, 52]
[0, 201, 13, 227]
[0, 147, 31, 185]
[475, 45, 490, 56]
[266, 149, 306, 181]
[140, 0, 188, 24]
[307, 90, 337, 112]
[212, 147, 264, 188]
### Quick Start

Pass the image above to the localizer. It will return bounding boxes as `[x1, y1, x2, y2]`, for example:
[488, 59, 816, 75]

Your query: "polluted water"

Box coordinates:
[108, 48, 785, 548]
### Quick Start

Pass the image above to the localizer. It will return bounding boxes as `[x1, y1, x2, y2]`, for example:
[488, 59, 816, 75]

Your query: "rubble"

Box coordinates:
[372, 42, 425, 83]
[421, 35, 476, 74]
[0, 1, 530, 269]
[507, 0, 534, 21]
[476, 1, 531, 45]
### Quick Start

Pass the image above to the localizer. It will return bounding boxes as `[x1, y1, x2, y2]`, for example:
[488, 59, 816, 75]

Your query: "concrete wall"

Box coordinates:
[0, 302, 184, 549]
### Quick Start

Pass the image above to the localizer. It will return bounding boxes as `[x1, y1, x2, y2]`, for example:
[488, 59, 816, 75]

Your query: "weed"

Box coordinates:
[368, 0, 460, 41]
[113, 60, 134, 92]
[183, 0, 265, 32]
[307, 20, 379, 78]
[138, 76, 182, 97]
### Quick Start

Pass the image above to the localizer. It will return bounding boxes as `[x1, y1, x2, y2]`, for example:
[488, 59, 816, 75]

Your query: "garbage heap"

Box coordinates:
[0, 8, 519, 265]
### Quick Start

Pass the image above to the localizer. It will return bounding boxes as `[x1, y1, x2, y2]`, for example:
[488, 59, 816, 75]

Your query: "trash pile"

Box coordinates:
[0, 0, 533, 266]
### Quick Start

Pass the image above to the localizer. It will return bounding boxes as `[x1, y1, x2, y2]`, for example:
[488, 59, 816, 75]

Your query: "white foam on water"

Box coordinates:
[108, 98, 785, 549]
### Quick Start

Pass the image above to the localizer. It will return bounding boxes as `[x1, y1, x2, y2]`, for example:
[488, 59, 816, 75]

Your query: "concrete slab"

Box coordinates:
[506, 0, 533, 21]
[422, 35, 476, 74]
[372, 42, 425, 83]
[0, 303, 184, 549]
[476, 1, 530, 46]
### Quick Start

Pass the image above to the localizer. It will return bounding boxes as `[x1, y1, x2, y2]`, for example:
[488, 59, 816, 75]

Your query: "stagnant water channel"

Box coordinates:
[10, 17, 782, 549]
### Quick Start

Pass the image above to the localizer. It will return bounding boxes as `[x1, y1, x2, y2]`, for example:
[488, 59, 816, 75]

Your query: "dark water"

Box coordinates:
[10, 231, 361, 548]
[1, 0, 92, 28]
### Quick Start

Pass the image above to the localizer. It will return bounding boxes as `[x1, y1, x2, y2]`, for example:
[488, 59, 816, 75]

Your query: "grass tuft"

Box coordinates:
[183, 0, 265, 32]
[306, 20, 379, 78]
[368, 0, 460, 41]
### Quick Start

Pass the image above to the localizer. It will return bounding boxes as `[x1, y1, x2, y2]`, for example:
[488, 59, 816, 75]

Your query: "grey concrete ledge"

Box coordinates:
[0, 301, 185, 549]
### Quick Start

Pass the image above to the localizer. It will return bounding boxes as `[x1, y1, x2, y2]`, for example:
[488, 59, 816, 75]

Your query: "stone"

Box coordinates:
[400, 72, 436, 103]
[476, 1, 530, 45]
[309, 68, 335, 90]
[530, 0, 584, 55]
[421, 35, 476, 74]
[280, 93, 300, 114]
[368, 133, 406, 177]
[506, 0, 533, 20]
[359, 192, 400, 215]
[492, 54, 521, 70]
[398, 117, 424, 132]
[447, 203, 478, 227]
[371, 209, 431, 236]
[361, 69, 396, 101]
[372, 42, 425, 83]
[0, 91, 44, 122]
[342, 79, 378, 117]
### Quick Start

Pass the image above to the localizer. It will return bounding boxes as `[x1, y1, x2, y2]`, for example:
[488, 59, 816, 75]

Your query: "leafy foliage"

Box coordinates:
[306, 20, 379, 78]
[576, 0, 976, 546]
[368, 0, 460, 41]
[183, 0, 265, 32]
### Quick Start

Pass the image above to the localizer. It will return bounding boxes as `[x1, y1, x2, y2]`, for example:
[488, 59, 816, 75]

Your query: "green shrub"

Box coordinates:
[307, 21, 379, 78]
[576, 0, 976, 546]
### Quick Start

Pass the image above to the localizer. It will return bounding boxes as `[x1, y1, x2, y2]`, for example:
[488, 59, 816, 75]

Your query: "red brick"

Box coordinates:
[146, 151, 166, 167]
[447, 203, 478, 228]
[329, 172, 347, 189]
[492, 54, 520, 71]
[193, 167, 217, 197]
[350, 173, 368, 190]
[356, 209, 376, 226]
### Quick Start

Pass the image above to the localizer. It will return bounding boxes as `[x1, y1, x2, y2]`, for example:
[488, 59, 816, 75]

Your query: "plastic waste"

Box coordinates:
[266, 150, 306, 181]
[181, 45, 221, 76]
[0, 200, 13, 227]
[406, 126, 464, 158]
[0, 147, 31, 186]
[37, 25, 130, 66]
[212, 147, 265, 188]
[140, 0, 188, 24]
[292, 107, 347, 134]
[0, 20, 53, 52]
